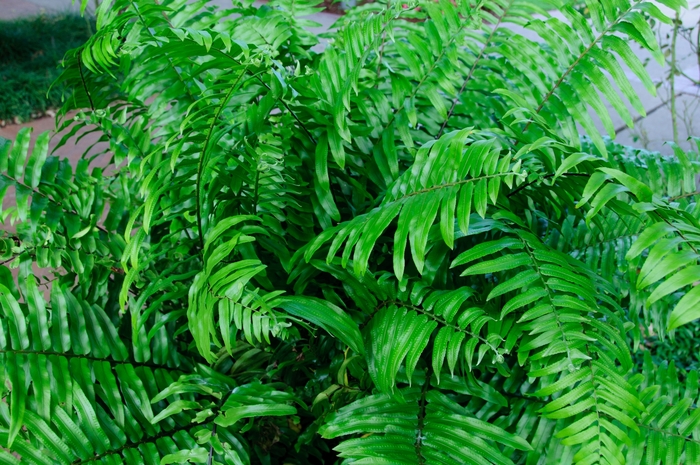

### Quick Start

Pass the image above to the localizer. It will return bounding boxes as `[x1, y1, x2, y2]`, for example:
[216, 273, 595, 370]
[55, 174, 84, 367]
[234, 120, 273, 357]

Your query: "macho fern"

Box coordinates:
[1, 0, 700, 464]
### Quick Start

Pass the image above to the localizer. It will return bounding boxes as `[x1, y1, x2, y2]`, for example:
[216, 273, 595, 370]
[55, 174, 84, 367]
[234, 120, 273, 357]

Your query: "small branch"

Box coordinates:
[669, 190, 700, 201]
[0, 256, 17, 266]
[414, 365, 431, 465]
[405, 172, 513, 200]
[614, 98, 671, 135]
[77, 53, 96, 112]
[671, 12, 680, 144]
[207, 424, 218, 465]
[638, 424, 700, 445]
[651, 211, 699, 254]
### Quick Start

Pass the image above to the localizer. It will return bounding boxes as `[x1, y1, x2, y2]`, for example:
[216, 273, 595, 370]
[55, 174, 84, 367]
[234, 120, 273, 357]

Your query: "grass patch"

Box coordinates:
[0, 13, 94, 123]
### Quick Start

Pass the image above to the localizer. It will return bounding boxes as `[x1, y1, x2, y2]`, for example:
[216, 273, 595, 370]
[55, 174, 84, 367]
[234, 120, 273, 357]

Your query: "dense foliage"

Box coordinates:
[2, 0, 700, 463]
[0, 13, 94, 122]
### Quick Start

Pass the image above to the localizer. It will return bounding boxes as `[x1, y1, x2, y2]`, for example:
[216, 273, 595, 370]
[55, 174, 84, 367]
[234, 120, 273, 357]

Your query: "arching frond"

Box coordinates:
[2, 0, 697, 464]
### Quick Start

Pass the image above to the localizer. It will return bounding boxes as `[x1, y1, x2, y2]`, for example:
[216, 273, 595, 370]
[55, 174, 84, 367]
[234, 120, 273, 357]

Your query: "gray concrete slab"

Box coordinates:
[0, 0, 87, 16]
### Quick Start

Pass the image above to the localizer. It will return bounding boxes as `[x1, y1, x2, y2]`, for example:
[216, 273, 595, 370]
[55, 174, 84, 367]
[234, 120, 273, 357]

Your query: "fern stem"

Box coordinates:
[403, 172, 512, 200]
[414, 365, 431, 464]
[207, 424, 218, 465]
[639, 424, 700, 445]
[520, 239, 575, 370]
[392, 300, 493, 348]
[0, 173, 109, 234]
[524, 1, 640, 132]
[436, 0, 513, 139]
[0, 348, 179, 372]
[195, 67, 249, 249]
[587, 359, 604, 461]
[76, 53, 95, 112]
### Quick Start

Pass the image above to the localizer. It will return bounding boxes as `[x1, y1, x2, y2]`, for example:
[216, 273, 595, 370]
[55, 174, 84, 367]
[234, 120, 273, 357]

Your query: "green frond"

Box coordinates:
[303, 129, 522, 279]
[2, 0, 697, 464]
[321, 386, 531, 464]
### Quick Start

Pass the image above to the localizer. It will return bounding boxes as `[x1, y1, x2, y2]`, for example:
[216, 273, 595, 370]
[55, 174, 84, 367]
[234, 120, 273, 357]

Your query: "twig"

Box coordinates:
[77, 53, 96, 112]
[207, 424, 217, 465]
[671, 12, 680, 144]
[614, 99, 671, 135]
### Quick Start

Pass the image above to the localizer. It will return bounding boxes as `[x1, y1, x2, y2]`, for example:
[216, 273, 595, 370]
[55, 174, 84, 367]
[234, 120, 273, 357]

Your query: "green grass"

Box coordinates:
[0, 13, 94, 122]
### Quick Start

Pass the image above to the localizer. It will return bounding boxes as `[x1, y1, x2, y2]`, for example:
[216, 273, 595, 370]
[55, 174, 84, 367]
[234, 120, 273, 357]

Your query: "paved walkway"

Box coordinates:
[0, 0, 85, 18]
[1, 0, 699, 155]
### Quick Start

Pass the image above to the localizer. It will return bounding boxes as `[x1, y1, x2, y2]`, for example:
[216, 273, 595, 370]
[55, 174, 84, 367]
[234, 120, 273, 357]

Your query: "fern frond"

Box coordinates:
[320, 386, 531, 464]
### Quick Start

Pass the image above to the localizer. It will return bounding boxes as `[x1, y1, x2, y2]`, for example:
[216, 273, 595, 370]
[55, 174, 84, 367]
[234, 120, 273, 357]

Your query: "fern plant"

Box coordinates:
[2, 0, 700, 463]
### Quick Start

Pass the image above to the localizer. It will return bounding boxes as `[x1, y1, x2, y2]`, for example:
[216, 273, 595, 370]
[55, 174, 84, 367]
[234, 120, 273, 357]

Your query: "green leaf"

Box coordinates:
[24, 131, 50, 188]
[487, 269, 539, 300]
[215, 404, 296, 427]
[278, 296, 364, 355]
[451, 238, 523, 268]
[160, 448, 209, 464]
[94, 361, 125, 428]
[500, 287, 548, 320]
[597, 167, 653, 202]
[460, 253, 531, 276]
[432, 327, 451, 384]
[585, 183, 628, 222]
[6, 352, 26, 448]
[152, 400, 201, 424]
[647, 266, 700, 306]
[555, 152, 597, 180]
[456, 183, 473, 236]
[315, 135, 340, 221]
[637, 249, 697, 289]
[0, 284, 29, 350]
[24, 411, 72, 465]
[8, 127, 31, 179]
[626, 222, 673, 260]
[28, 353, 51, 421]
[669, 285, 700, 330]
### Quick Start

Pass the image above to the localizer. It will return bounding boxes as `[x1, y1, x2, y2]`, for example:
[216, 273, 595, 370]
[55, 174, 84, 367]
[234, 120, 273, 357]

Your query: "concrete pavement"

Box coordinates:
[0, 0, 87, 18]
